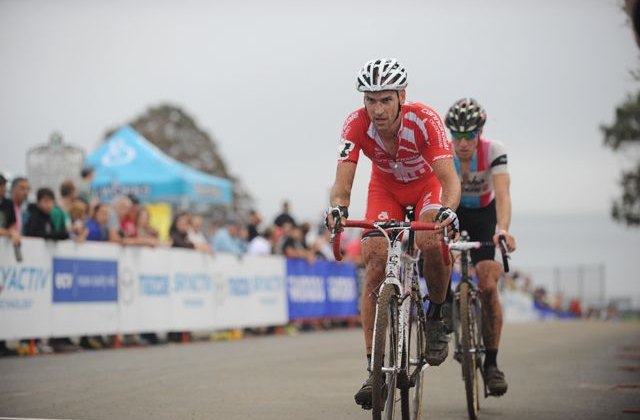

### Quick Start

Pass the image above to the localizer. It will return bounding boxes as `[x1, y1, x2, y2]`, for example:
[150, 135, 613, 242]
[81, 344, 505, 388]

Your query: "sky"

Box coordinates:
[1, 0, 639, 299]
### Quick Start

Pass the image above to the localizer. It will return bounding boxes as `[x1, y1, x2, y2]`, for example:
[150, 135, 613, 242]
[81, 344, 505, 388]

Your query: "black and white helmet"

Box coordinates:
[445, 98, 487, 133]
[356, 58, 408, 92]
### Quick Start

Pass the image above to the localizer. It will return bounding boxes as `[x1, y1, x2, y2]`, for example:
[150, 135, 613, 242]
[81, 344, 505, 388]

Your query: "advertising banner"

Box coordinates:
[169, 249, 216, 331]
[50, 241, 120, 336]
[118, 246, 172, 334]
[0, 238, 52, 339]
[287, 259, 358, 320]
[214, 255, 287, 329]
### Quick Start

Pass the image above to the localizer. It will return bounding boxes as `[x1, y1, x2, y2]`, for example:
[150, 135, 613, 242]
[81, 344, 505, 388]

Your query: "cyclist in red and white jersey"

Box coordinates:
[444, 98, 517, 397]
[325, 58, 461, 410]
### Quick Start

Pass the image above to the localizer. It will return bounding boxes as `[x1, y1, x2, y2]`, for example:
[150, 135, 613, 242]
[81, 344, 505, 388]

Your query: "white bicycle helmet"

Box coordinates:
[356, 58, 408, 92]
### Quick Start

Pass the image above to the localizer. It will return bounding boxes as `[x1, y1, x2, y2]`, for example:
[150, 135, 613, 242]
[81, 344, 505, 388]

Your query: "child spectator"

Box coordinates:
[68, 198, 88, 242]
[86, 203, 110, 241]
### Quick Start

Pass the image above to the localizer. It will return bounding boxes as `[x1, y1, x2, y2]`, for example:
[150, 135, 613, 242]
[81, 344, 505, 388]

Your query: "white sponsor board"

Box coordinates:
[0, 238, 287, 340]
[0, 239, 52, 339]
[214, 255, 288, 329]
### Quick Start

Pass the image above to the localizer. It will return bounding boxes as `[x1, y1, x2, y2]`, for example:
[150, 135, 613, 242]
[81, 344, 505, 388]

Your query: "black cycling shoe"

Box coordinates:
[441, 299, 454, 334]
[485, 365, 508, 396]
[354, 372, 387, 410]
[425, 318, 450, 366]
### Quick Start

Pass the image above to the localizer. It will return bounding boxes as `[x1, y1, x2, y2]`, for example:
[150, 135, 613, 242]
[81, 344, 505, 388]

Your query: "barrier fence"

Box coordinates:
[0, 238, 359, 341]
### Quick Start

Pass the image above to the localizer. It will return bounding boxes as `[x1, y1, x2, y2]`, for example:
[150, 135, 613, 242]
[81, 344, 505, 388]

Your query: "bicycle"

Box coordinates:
[331, 207, 450, 420]
[446, 230, 510, 420]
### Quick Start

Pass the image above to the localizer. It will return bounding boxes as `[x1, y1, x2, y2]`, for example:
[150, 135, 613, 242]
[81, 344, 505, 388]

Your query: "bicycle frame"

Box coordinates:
[369, 223, 419, 380]
[450, 238, 488, 393]
[332, 217, 448, 419]
[446, 231, 510, 410]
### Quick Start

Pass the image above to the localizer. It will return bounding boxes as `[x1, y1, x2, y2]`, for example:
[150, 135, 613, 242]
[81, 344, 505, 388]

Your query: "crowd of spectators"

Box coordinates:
[0, 173, 361, 260]
[0, 172, 366, 356]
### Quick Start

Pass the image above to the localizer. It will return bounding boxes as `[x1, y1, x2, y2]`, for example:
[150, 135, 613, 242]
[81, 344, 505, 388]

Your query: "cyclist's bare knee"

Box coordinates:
[415, 209, 441, 251]
[476, 260, 501, 292]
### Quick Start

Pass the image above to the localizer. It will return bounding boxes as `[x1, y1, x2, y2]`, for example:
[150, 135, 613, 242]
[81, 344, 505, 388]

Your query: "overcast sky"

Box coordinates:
[0, 0, 637, 223]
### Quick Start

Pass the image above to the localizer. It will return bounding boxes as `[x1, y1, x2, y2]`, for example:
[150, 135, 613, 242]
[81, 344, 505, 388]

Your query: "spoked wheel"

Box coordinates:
[372, 284, 400, 420]
[400, 292, 427, 420]
[460, 281, 480, 420]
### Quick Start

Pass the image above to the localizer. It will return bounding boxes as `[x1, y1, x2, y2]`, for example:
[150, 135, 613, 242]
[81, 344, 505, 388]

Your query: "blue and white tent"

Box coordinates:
[86, 126, 233, 205]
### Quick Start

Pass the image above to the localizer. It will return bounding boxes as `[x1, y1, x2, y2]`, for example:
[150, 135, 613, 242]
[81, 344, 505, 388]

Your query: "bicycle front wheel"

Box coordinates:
[400, 291, 427, 420]
[460, 281, 480, 420]
[372, 283, 400, 420]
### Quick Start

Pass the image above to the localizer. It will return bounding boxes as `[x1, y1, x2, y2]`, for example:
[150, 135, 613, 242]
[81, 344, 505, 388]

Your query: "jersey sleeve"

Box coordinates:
[337, 110, 362, 164]
[489, 140, 508, 175]
[420, 106, 453, 164]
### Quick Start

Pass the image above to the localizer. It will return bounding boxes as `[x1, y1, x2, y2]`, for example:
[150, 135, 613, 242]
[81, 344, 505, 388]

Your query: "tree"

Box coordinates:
[601, 92, 640, 226]
[105, 103, 253, 211]
[599, 3, 640, 226]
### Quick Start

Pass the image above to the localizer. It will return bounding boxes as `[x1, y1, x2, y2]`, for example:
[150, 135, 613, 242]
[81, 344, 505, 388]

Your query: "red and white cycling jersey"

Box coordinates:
[337, 102, 453, 222]
[338, 102, 452, 187]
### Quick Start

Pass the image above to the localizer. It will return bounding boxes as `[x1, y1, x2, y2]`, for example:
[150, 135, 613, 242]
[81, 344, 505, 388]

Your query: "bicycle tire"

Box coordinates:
[400, 291, 427, 420]
[372, 283, 400, 420]
[460, 281, 480, 420]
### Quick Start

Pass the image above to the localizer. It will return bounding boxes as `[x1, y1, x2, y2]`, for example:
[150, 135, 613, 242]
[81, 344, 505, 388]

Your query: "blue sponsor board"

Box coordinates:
[286, 260, 358, 320]
[52, 258, 118, 303]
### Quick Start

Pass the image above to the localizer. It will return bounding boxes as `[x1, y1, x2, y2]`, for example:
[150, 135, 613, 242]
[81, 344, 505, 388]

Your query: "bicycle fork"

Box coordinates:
[371, 240, 405, 379]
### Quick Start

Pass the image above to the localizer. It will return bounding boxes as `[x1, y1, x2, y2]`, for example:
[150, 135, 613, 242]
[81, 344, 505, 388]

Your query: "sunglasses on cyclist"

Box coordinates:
[451, 130, 479, 140]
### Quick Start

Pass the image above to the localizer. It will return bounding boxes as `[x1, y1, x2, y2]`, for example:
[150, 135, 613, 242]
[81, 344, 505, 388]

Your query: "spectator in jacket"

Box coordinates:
[24, 188, 69, 240]
[170, 212, 195, 249]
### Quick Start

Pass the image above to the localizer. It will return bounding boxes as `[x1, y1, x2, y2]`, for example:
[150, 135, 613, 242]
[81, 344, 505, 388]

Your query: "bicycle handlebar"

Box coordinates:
[330, 219, 450, 264]
[446, 235, 511, 273]
[498, 235, 510, 273]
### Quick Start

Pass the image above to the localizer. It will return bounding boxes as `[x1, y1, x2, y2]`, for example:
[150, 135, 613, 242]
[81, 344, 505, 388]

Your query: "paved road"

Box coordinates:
[1, 321, 639, 420]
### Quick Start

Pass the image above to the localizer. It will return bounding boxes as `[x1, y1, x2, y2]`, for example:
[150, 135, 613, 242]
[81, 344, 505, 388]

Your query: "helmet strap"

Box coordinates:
[392, 91, 402, 125]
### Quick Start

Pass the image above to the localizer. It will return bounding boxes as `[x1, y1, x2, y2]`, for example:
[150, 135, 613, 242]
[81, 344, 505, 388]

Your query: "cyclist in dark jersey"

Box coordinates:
[444, 98, 517, 396]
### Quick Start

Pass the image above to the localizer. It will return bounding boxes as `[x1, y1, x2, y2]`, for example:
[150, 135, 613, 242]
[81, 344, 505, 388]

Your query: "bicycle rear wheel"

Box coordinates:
[400, 291, 427, 420]
[372, 283, 400, 420]
[460, 281, 480, 420]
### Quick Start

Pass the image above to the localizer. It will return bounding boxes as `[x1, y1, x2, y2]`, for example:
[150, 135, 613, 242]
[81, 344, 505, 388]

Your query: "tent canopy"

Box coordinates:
[86, 126, 233, 205]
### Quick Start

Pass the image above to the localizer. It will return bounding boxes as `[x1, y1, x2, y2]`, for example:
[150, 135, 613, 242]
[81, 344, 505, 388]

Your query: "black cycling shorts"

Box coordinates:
[457, 200, 497, 265]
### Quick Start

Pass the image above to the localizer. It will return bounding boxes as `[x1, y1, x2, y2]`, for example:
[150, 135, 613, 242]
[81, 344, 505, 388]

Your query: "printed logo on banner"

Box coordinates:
[52, 258, 118, 303]
[286, 259, 359, 320]
[0, 265, 50, 310]
[327, 276, 357, 302]
[139, 274, 169, 296]
[173, 272, 212, 307]
[227, 275, 283, 305]
[288, 276, 325, 302]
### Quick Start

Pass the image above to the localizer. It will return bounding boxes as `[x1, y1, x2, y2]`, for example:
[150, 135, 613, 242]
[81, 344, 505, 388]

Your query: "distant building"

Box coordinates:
[27, 132, 85, 195]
